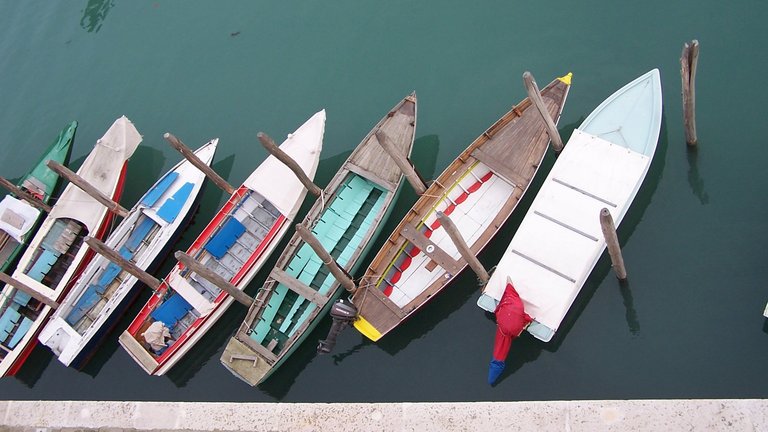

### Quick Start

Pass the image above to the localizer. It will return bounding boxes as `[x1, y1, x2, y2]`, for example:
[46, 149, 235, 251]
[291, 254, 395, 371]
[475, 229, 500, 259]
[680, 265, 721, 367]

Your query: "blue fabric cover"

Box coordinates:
[488, 359, 505, 385]
[150, 293, 192, 327]
[141, 172, 179, 207]
[8, 316, 33, 349]
[204, 218, 246, 260]
[156, 182, 194, 223]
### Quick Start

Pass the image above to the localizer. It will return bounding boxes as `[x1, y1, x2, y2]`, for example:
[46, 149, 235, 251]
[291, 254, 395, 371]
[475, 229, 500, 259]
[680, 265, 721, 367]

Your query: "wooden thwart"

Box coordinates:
[165, 133, 234, 194]
[257, 132, 322, 197]
[599, 208, 627, 280]
[46, 161, 129, 218]
[435, 211, 489, 283]
[269, 267, 329, 306]
[294, 224, 357, 294]
[0, 177, 52, 213]
[523, 71, 564, 153]
[0, 272, 59, 309]
[174, 251, 254, 307]
[84, 236, 161, 290]
[400, 223, 462, 275]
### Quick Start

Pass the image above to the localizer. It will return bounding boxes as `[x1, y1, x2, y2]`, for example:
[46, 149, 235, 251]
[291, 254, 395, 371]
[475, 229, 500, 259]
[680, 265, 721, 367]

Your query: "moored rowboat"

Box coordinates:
[0, 115, 141, 377]
[351, 75, 572, 341]
[0, 121, 77, 273]
[477, 69, 663, 342]
[38, 139, 218, 369]
[221, 93, 417, 385]
[118, 110, 326, 375]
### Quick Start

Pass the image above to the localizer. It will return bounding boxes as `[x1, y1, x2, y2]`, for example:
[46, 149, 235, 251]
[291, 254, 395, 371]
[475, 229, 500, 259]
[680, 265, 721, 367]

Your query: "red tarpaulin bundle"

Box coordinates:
[488, 278, 532, 385]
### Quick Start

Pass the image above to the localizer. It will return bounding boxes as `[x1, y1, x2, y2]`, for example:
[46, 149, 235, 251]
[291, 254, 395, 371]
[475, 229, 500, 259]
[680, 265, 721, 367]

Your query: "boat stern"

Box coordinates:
[220, 337, 273, 386]
[118, 330, 159, 374]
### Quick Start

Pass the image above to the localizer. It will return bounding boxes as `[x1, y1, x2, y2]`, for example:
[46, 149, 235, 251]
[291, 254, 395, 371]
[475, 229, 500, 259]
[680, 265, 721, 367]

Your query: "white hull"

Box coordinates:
[38, 140, 218, 367]
[119, 110, 325, 375]
[0, 116, 141, 376]
[478, 70, 663, 342]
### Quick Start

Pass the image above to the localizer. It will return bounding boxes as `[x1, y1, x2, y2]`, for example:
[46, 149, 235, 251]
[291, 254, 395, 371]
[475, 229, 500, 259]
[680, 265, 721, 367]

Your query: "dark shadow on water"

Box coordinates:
[619, 278, 641, 336]
[686, 145, 709, 205]
[14, 345, 54, 388]
[123, 146, 167, 208]
[490, 333, 543, 386]
[80, 0, 115, 33]
[762, 319, 768, 335]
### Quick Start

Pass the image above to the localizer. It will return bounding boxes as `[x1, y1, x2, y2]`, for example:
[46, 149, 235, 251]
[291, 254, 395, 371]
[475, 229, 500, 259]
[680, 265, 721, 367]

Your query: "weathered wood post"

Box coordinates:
[435, 211, 490, 284]
[164, 134, 234, 194]
[599, 208, 627, 280]
[257, 132, 323, 197]
[375, 130, 427, 195]
[681, 40, 699, 146]
[523, 71, 564, 154]
[174, 251, 254, 307]
[46, 161, 129, 218]
[0, 272, 59, 309]
[0, 177, 52, 212]
[83, 237, 161, 290]
[295, 223, 357, 294]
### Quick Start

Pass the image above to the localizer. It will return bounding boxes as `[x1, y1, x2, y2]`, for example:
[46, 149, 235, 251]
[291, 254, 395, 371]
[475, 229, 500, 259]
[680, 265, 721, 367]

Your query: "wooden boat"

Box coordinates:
[118, 110, 326, 375]
[351, 76, 571, 342]
[0, 115, 141, 376]
[38, 139, 218, 369]
[221, 93, 417, 386]
[477, 69, 662, 342]
[0, 121, 76, 273]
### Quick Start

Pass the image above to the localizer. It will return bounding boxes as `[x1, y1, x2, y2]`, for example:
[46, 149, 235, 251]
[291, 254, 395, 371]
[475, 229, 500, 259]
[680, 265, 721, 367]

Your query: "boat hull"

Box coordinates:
[38, 140, 218, 368]
[118, 110, 326, 375]
[351, 76, 572, 342]
[477, 69, 663, 342]
[222, 93, 417, 386]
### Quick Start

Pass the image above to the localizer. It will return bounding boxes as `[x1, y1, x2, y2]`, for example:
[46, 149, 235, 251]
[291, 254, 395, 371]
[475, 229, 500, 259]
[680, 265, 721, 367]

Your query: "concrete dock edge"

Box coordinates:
[1, 399, 767, 431]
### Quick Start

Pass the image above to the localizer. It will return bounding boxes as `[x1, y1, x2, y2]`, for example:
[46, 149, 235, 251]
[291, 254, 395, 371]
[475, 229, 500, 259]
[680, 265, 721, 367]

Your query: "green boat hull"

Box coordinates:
[0, 121, 76, 273]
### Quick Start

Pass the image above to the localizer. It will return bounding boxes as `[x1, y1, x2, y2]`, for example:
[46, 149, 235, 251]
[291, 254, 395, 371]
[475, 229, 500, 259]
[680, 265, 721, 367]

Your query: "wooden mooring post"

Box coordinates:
[295, 223, 357, 294]
[0, 272, 59, 309]
[436, 211, 490, 284]
[599, 208, 627, 280]
[174, 251, 254, 307]
[83, 237, 161, 291]
[257, 132, 323, 197]
[375, 130, 427, 195]
[165, 134, 234, 195]
[46, 161, 129, 218]
[681, 40, 699, 146]
[523, 71, 564, 154]
[0, 177, 52, 213]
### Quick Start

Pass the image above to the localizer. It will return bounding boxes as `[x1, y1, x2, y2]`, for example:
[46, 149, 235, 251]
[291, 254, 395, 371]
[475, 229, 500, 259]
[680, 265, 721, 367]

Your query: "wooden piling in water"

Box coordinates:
[523, 71, 564, 154]
[0, 272, 59, 309]
[174, 251, 254, 307]
[374, 130, 427, 195]
[599, 208, 627, 280]
[46, 161, 129, 218]
[0, 177, 52, 213]
[295, 223, 357, 294]
[681, 40, 699, 146]
[84, 237, 161, 291]
[436, 211, 490, 284]
[164, 133, 234, 194]
[257, 132, 322, 197]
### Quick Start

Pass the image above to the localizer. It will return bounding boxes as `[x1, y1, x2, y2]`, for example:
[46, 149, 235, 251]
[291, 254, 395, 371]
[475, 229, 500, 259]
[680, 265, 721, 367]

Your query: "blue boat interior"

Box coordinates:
[151, 293, 193, 328]
[1, 290, 37, 350]
[156, 182, 193, 223]
[24, 218, 85, 287]
[184, 190, 281, 304]
[141, 172, 178, 207]
[64, 216, 159, 329]
[248, 174, 385, 352]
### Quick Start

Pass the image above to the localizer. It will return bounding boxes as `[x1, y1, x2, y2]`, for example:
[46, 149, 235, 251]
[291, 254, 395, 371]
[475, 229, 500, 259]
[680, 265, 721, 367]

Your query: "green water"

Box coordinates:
[1, 1, 767, 401]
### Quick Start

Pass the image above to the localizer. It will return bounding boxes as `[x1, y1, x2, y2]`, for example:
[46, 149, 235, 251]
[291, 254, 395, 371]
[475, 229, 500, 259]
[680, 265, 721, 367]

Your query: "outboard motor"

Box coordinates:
[317, 299, 358, 354]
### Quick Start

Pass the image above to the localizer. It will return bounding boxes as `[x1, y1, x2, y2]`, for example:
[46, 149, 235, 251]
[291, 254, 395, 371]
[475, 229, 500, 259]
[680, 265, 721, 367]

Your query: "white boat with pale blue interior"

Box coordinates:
[38, 139, 218, 369]
[477, 69, 663, 342]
